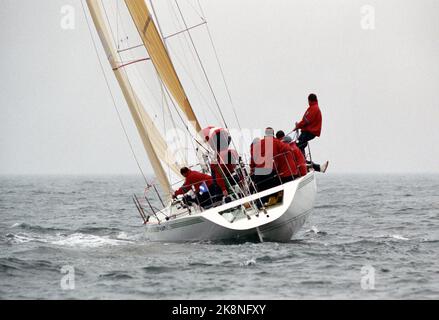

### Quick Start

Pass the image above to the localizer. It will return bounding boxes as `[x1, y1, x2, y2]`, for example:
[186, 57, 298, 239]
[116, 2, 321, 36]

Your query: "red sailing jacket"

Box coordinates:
[210, 164, 227, 192]
[251, 137, 290, 175]
[174, 170, 213, 196]
[211, 149, 239, 192]
[289, 142, 307, 177]
[296, 101, 322, 137]
[274, 140, 300, 178]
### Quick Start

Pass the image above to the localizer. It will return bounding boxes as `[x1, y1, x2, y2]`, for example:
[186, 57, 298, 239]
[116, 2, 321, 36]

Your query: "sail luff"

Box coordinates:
[86, 0, 175, 199]
[124, 0, 203, 133]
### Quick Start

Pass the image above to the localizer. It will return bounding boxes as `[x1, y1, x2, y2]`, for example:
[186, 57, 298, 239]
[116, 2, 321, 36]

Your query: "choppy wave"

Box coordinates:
[0, 257, 59, 273]
[99, 271, 134, 280]
[5, 221, 138, 248]
[4, 231, 134, 248]
[10, 222, 67, 233]
[142, 266, 180, 274]
[75, 226, 122, 235]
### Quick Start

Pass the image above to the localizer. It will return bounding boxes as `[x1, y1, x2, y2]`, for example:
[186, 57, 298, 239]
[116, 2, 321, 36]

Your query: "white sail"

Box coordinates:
[86, 0, 183, 198]
[85, 0, 241, 193]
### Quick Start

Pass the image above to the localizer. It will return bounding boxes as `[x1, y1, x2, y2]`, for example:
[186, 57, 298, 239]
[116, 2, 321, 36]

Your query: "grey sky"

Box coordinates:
[1, 0, 438, 175]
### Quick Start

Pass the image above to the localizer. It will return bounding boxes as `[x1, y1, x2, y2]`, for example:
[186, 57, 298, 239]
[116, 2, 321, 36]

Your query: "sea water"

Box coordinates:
[0, 174, 438, 299]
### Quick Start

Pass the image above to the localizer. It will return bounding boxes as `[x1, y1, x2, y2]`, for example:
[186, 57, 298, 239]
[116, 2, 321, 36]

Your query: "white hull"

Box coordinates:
[144, 172, 317, 243]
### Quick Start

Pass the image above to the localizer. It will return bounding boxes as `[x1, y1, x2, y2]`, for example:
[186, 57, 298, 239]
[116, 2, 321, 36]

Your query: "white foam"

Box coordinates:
[306, 226, 320, 234]
[240, 258, 256, 267]
[6, 231, 134, 248]
[51, 233, 133, 248]
[391, 234, 409, 241]
[116, 232, 138, 241]
[6, 233, 35, 244]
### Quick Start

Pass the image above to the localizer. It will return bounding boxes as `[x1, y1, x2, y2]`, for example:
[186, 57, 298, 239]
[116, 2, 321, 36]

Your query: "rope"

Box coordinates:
[80, 0, 150, 186]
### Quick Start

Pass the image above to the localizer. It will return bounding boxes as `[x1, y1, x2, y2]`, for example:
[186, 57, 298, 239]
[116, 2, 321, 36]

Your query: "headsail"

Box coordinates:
[86, 0, 179, 199]
[124, 0, 202, 134]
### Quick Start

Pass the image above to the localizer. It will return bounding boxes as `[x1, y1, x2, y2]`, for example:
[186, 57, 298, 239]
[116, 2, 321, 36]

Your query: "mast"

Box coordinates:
[124, 0, 203, 133]
[86, 0, 174, 200]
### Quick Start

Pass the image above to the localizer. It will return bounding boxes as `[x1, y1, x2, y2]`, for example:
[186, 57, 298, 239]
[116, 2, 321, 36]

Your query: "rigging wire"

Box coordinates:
[112, 2, 166, 121]
[80, 0, 150, 186]
[111, 0, 191, 181]
[116, 0, 202, 172]
[116, 0, 120, 49]
[111, 3, 181, 192]
[183, 0, 204, 19]
[149, 0, 210, 165]
[166, 0, 224, 128]
[171, 0, 242, 156]
[101, 1, 119, 50]
[166, 42, 223, 126]
[149, 0, 200, 133]
[197, 0, 243, 131]
[173, 0, 229, 130]
[166, 0, 212, 125]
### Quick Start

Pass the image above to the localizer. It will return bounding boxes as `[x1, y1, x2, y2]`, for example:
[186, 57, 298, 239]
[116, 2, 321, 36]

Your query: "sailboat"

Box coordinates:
[84, 0, 317, 243]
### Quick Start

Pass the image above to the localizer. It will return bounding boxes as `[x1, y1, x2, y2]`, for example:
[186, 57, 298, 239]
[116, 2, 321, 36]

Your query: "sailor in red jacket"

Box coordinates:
[173, 167, 223, 208]
[250, 128, 292, 189]
[293, 94, 329, 173]
[275, 131, 306, 181]
[294, 94, 322, 152]
[210, 149, 239, 194]
[282, 135, 307, 177]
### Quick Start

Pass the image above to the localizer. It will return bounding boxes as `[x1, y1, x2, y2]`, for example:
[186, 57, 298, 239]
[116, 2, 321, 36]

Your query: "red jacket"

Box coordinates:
[210, 164, 226, 192]
[250, 137, 290, 174]
[289, 142, 307, 177]
[275, 147, 297, 178]
[211, 149, 239, 192]
[296, 101, 322, 137]
[174, 170, 213, 196]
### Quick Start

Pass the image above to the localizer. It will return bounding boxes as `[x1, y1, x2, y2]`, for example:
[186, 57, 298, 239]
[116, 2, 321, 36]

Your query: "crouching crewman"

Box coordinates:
[173, 167, 223, 209]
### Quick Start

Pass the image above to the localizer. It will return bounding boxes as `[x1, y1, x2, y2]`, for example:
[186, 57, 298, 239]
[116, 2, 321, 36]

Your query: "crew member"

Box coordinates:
[293, 94, 329, 173]
[270, 130, 299, 183]
[250, 128, 292, 190]
[173, 167, 223, 208]
[276, 131, 307, 177]
[210, 149, 240, 195]
[282, 135, 307, 177]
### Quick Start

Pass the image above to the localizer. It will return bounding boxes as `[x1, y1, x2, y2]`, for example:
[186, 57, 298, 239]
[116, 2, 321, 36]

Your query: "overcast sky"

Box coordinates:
[1, 0, 438, 175]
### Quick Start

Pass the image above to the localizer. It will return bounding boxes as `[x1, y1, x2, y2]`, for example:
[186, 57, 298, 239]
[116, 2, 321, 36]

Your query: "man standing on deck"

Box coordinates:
[293, 94, 329, 173]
